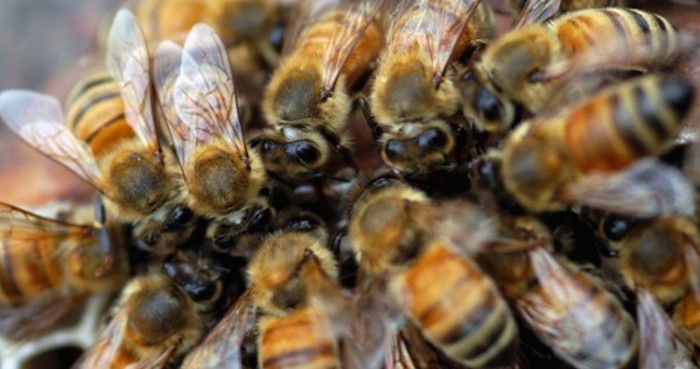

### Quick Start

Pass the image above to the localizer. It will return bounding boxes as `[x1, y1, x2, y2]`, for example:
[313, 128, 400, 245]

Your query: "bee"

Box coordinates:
[75, 250, 232, 369]
[154, 23, 271, 252]
[368, 0, 494, 174]
[247, 225, 368, 369]
[0, 200, 128, 341]
[476, 216, 639, 369]
[178, 214, 334, 369]
[348, 179, 519, 368]
[0, 9, 193, 255]
[465, 4, 682, 132]
[495, 74, 695, 216]
[255, 0, 384, 182]
[130, 0, 280, 65]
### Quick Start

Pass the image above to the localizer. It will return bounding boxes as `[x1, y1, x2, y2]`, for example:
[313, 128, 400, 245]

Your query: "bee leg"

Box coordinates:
[93, 195, 114, 276]
[319, 127, 358, 171]
[356, 96, 382, 142]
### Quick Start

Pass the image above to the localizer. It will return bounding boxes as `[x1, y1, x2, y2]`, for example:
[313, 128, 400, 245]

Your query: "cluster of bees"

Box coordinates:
[0, 0, 699, 368]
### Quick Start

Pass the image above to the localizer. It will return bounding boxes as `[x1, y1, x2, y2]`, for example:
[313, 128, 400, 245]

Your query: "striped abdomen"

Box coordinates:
[396, 245, 518, 368]
[560, 74, 694, 172]
[0, 235, 73, 305]
[259, 309, 339, 369]
[132, 0, 207, 46]
[66, 69, 133, 157]
[552, 8, 678, 63]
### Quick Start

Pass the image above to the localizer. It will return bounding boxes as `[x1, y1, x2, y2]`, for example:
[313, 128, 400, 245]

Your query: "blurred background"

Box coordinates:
[0, 0, 122, 207]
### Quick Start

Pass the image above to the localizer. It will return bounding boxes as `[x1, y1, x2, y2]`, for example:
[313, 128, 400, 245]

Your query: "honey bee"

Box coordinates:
[348, 179, 519, 368]
[0, 200, 128, 341]
[368, 0, 494, 174]
[255, 0, 383, 182]
[476, 216, 639, 369]
[464, 4, 682, 132]
[129, 0, 280, 65]
[75, 250, 232, 369]
[248, 226, 371, 369]
[0, 9, 193, 255]
[154, 23, 271, 251]
[495, 74, 696, 216]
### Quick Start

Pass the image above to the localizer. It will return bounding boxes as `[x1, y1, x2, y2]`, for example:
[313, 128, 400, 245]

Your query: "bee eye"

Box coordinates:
[187, 281, 220, 303]
[417, 128, 448, 149]
[475, 87, 502, 121]
[286, 141, 320, 165]
[268, 22, 286, 53]
[164, 206, 194, 231]
[603, 218, 631, 242]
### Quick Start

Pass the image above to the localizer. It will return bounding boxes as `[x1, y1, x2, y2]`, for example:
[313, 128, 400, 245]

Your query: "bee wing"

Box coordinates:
[684, 245, 700, 299]
[0, 202, 95, 239]
[179, 291, 257, 369]
[417, 0, 481, 85]
[513, 0, 561, 29]
[0, 293, 84, 341]
[153, 41, 188, 172]
[106, 9, 159, 151]
[280, 0, 342, 57]
[421, 200, 497, 257]
[566, 158, 696, 218]
[516, 248, 603, 366]
[0, 90, 103, 190]
[637, 289, 676, 369]
[321, 0, 383, 96]
[175, 23, 248, 183]
[72, 307, 130, 369]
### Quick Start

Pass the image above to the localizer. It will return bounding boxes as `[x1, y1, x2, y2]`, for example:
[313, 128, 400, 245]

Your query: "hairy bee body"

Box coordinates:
[0, 203, 126, 307]
[500, 74, 694, 212]
[259, 2, 383, 180]
[469, 7, 680, 132]
[349, 180, 519, 368]
[369, 0, 494, 173]
[478, 218, 638, 369]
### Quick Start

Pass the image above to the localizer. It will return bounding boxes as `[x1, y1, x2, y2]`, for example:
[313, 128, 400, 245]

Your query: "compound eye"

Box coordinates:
[475, 87, 502, 122]
[286, 141, 320, 165]
[187, 281, 220, 303]
[164, 206, 194, 230]
[603, 218, 631, 242]
[385, 139, 405, 159]
[416, 128, 448, 150]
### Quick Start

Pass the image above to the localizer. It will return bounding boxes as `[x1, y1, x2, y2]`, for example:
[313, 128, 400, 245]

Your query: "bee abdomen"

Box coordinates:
[0, 238, 64, 305]
[564, 75, 694, 172]
[259, 310, 339, 369]
[553, 8, 678, 60]
[66, 70, 132, 157]
[400, 246, 518, 368]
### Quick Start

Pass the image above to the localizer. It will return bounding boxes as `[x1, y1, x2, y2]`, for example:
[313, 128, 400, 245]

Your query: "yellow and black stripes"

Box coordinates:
[561, 74, 694, 172]
[66, 69, 132, 157]
[397, 245, 518, 368]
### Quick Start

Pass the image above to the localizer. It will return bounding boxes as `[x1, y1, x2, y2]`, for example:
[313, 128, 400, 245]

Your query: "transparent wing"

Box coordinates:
[0, 294, 84, 341]
[153, 40, 188, 171]
[567, 159, 696, 218]
[321, 0, 382, 97]
[175, 23, 248, 182]
[518, 248, 634, 369]
[513, 0, 561, 29]
[0, 90, 103, 190]
[637, 289, 675, 369]
[419, 200, 497, 257]
[179, 291, 257, 369]
[418, 0, 481, 85]
[106, 8, 158, 151]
